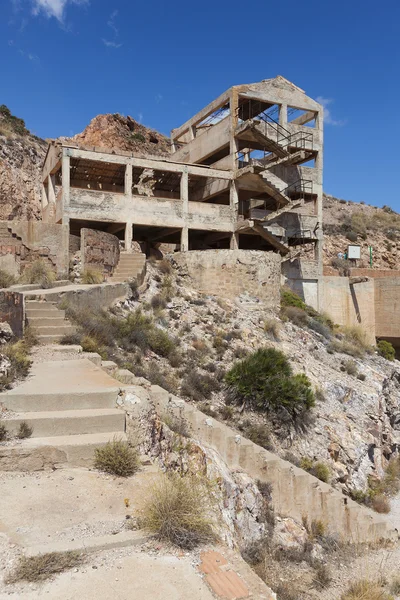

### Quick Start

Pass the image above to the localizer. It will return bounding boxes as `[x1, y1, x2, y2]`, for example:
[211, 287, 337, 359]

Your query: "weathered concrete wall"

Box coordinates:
[147, 385, 395, 543]
[69, 234, 80, 253]
[0, 291, 24, 337]
[321, 277, 376, 343]
[374, 278, 400, 339]
[172, 250, 281, 309]
[282, 258, 320, 309]
[81, 228, 120, 276]
[8, 221, 69, 275]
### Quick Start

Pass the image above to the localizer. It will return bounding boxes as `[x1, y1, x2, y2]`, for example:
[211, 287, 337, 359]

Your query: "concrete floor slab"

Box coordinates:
[0, 553, 215, 600]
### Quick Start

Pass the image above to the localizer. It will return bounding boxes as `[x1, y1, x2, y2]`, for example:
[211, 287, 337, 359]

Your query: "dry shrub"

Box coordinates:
[94, 437, 139, 477]
[371, 494, 390, 514]
[0, 422, 7, 441]
[341, 579, 392, 600]
[5, 551, 84, 583]
[264, 318, 281, 340]
[157, 259, 172, 275]
[313, 563, 332, 590]
[162, 413, 190, 437]
[20, 259, 56, 288]
[0, 269, 16, 289]
[390, 579, 400, 595]
[17, 421, 33, 439]
[281, 305, 309, 327]
[342, 325, 371, 351]
[138, 473, 216, 549]
[81, 268, 104, 284]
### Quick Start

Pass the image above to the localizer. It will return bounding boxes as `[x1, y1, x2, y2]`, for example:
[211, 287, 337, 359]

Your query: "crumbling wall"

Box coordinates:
[171, 250, 281, 309]
[0, 291, 24, 337]
[81, 228, 120, 276]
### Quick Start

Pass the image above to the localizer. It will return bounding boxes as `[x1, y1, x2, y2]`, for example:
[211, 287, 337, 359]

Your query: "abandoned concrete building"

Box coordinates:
[40, 75, 323, 291]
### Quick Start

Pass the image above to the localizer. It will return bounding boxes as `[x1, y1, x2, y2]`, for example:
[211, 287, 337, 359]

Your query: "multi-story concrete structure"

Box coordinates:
[41, 76, 323, 303]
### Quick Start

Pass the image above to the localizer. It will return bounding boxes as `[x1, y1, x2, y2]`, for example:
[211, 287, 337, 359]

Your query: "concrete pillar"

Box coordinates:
[189, 126, 196, 140]
[41, 180, 48, 210]
[125, 164, 132, 197]
[230, 232, 239, 250]
[61, 153, 70, 226]
[48, 174, 56, 205]
[181, 226, 189, 252]
[279, 103, 288, 128]
[125, 222, 133, 253]
[180, 170, 189, 251]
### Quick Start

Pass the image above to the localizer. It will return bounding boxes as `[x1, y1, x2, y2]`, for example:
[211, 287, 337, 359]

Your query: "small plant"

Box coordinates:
[157, 259, 172, 275]
[181, 369, 220, 402]
[81, 268, 104, 284]
[313, 563, 332, 590]
[151, 294, 167, 310]
[5, 551, 84, 583]
[240, 422, 273, 451]
[20, 259, 56, 288]
[219, 405, 234, 420]
[377, 340, 395, 361]
[17, 421, 33, 439]
[310, 519, 326, 538]
[0, 422, 8, 441]
[0, 269, 16, 288]
[300, 458, 330, 483]
[264, 318, 281, 340]
[281, 287, 307, 310]
[138, 473, 215, 549]
[130, 132, 146, 143]
[342, 359, 358, 376]
[281, 305, 309, 327]
[148, 327, 175, 357]
[94, 437, 139, 477]
[162, 413, 190, 437]
[60, 332, 82, 345]
[341, 579, 392, 600]
[371, 493, 390, 514]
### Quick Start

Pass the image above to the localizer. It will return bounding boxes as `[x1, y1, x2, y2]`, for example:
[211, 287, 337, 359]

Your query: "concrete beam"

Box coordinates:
[291, 110, 316, 126]
[171, 89, 230, 140]
[63, 148, 232, 180]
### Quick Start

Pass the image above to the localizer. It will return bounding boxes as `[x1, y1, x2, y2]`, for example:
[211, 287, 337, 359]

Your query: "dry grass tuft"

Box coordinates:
[341, 579, 393, 600]
[17, 421, 33, 439]
[20, 259, 56, 289]
[162, 413, 190, 437]
[138, 473, 216, 549]
[5, 551, 84, 583]
[81, 268, 104, 284]
[94, 437, 139, 477]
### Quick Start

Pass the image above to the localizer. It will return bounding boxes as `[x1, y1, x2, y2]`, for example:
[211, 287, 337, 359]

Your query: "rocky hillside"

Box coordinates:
[323, 193, 400, 270]
[0, 105, 46, 221]
[0, 109, 169, 222]
[68, 113, 170, 156]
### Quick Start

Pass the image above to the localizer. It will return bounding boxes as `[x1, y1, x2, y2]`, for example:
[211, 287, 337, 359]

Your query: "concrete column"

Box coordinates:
[181, 226, 189, 252]
[125, 222, 133, 253]
[41, 180, 48, 210]
[279, 103, 288, 128]
[180, 170, 189, 252]
[125, 164, 133, 197]
[189, 125, 196, 140]
[48, 174, 56, 205]
[61, 153, 70, 226]
[230, 232, 239, 250]
[229, 88, 239, 170]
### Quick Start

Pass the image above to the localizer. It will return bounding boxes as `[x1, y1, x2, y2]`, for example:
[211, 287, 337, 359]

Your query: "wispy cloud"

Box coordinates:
[155, 94, 163, 103]
[316, 96, 346, 126]
[8, 38, 40, 63]
[31, 0, 89, 23]
[138, 112, 143, 123]
[102, 9, 122, 49]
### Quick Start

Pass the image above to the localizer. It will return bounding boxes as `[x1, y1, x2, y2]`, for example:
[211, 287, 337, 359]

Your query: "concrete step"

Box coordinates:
[26, 316, 69, 327]
[26, 308, 66, 318]
[26, 300, 57, 308]
[1, 388, 119, 412]
[36, 334, 72, 344]
[1, 431, 128, 469]
[33, 325, 76, 335]
[3, 408, 125, 437]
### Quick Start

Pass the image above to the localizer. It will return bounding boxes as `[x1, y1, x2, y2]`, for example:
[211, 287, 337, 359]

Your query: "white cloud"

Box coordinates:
[102, 9, 122, 49]
[138, 112, 143, 123]
[316, 96, 346, 127]
[102, 39, 122, 48]
[31, 0, 88, 22]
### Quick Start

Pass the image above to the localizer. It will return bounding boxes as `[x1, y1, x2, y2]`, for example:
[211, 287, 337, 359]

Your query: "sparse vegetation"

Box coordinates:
[0, 422, 7, 441]
[225, 348, 315, 431]
[0, 269, 16, 289]
[0, 329, 37, 391]
[341, 579, 393, 600]
[5, 551, 84, 584]
[81, 268, 104, 284]
[377, 340, 395, 361]
[17, 421, 33, 439]
[138, 473, 215, 549]
[94, 437, 139, 477]
[20, 259, 56, 288]
[0, 104, 29, 137]
[239, 422, 273, 451]
[162, 413, 190, 437]
[263, 318, 281, 340]
[181, 369, 220, 402]
[300, 458, 330, 483]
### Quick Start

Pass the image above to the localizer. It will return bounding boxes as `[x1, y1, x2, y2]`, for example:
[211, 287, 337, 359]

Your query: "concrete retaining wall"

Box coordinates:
[172, 250, 281, 309]
[148, 385, 396, 543]
[81, 228, 120, 277]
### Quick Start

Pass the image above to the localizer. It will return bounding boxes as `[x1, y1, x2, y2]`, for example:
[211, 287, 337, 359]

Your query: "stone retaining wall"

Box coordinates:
[171, 250, 281, 309]
[81, 228, 120, 277]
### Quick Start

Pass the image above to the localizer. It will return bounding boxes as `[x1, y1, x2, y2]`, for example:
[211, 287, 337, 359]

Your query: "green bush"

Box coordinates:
[300, 458, 330, 482]
[94, 437, 139, 477]
[225, 348, 315, 429]
[181, 369, 220, 402]
[281, 287, 307, 310]
[377, 340, 395, 361]
[148, 327, 175, 357]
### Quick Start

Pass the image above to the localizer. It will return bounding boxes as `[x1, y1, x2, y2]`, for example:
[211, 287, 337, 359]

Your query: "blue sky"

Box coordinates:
[1, 0, 399, 207]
